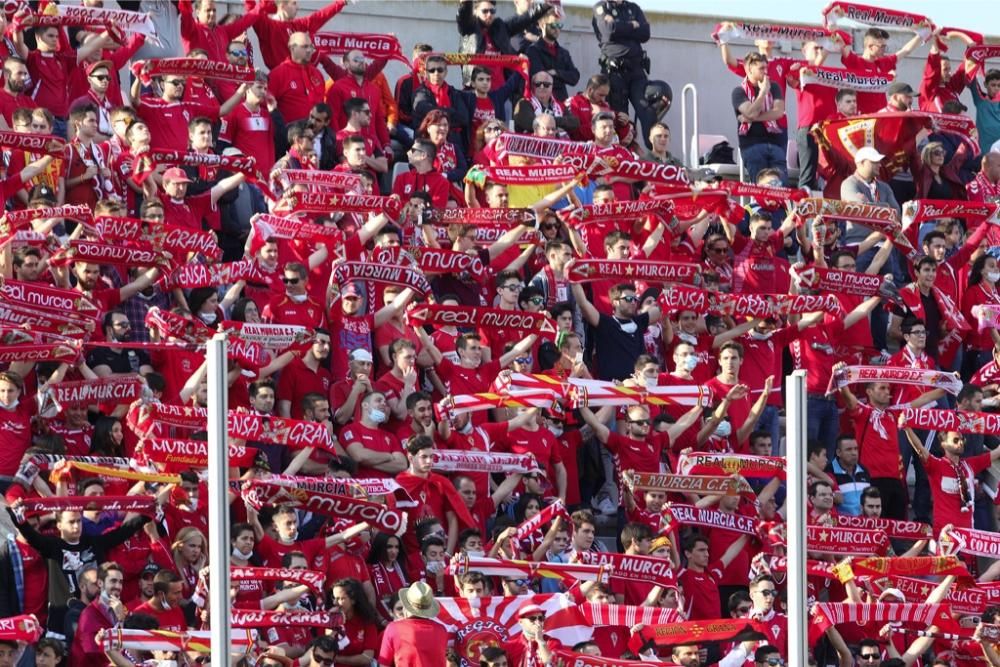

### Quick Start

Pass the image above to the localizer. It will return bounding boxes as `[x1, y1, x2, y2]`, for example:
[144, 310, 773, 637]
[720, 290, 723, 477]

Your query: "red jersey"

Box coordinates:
[132, 601, 188, 632]
[840, 51, 898, 114]
[269, 59, 326, 123]
[26, 50, 76, 118]
[136, 97, 219, 151]
[678, 561, 725, 620]
[263, 293, 325, 328]
[391, 169, 451, 209]
[276, 357, 332, 419]
[924, 453, 992, 536]
[847, 403, 902, 481]
[340, 422, 403, 478]
[220, 102, 277, 172]
[256, 533, 327, 570]
[0, 400, 32, 476]
[501, 426, 563, 481]
[0, 88, 32, 124]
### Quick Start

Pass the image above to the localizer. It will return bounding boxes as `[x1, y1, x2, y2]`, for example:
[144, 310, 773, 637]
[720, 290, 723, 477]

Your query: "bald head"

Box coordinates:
[984, 152, 1000, 181]
[288, 32, 315, 64]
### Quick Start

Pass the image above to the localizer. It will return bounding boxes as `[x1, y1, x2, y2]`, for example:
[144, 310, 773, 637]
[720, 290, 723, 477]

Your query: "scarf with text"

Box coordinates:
[135, 58, 254, 85]
[431, 450, 541, 475]
[163, 260, 269, 289]
[49, 240, 168, 268]
[578, 604, 681, 628]
[567, 378, 709, 410]
[314, 32, 408, 63]
[560, 152, 692, 189]
[434, 206, 536, 226]
[101, 629, 253, 654]
[866, 575, 992, 616]
[93, 216, 221, 261]
[0, 129, 66, 157]
[822, 2, 935, 41]
[939, 526, 1000, 559]
[0, 615, 42, 644]
[754, 556, 838, 580]
[898, 407, 1000, 434]
[469, 163, 579, 186]
[851, 556, 974, 586]
[831, 514, 932, 540]
[68, 461, 181, 484]
[901, 199, 1000, 231]
[140, 439, 257, 469]
[331, 261, 432, 297]
[739, 78, 781, 135]
[0, 279, 96, 319]
[14, 495, 156, 520]
[789, 264, 888, 297]
[558, 200, 673, 227]
[794, 197, 906, 243]
[566, 259, 699, 285]
[252, 213, 346, 247]
[715, 180, 809, 208]
[966, 45, 1000, 78]
[624, 471, 754, 497]
[661, 503, 760, 535]
[221, 321, 313, 350]
[435, 391, 560, 420]
[408, 304, 556, 335]
[811, 603, 952, 638]
[132, 149, 272, 199]
[576, 551, 677, 588]
[257, 473, 411, 504]
[712, 20, 848, 51]
[447, 554, 609, 584]
[678, 452, 786, 479]
[0, 341, 80, 363]
[372, 246, 489, 282]
[629, 620, 765, 654]
[46, 4, 157, 36]
[145, 307, 212, 344]
[1, 203, 93, 234]
[279, 169, 364, 193]
[231, 609, 342, 629]
[828, 365, 963, 396]
[801, 524, 890, 555]
[492, 133, 594, 163]
[30, 454, 131, 470]
[43, 376, 145, 413]
[0, 302, 92, 337]
[242, 479, 407, 535]
[799, 65, 891, 91]
[286, 191, 402, 218]
[513, 499, 572, 541]
[659, 286, 844, 318]
[230, 567, 325, 594]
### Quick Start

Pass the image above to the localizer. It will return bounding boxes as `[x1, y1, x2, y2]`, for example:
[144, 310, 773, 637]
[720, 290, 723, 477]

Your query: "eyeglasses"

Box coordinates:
[507, 578, 530, 586]
[629, 419, 650, 425]
[551, 22, 563, 29]
[525, 615, 545, 622]
[501, 284, 523, 292]
[282, 277, 301, 285]
[616, 295, 639, 303]
[764, 659, 784, 667]
[90, 74, 110, 81]
[313, 654, 336, 666]
[907, 329, 927, 336]
[165, 80, 185, 87]
[859, 655, 880, 661]
[533, 81, 553, 88]
[758, 589, 777, 597]
[514, 357, 532, 365]
[426, 67, 446, 74]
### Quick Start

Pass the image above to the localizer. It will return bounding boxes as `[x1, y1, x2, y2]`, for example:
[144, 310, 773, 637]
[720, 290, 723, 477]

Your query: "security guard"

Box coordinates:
[592, 0, 654, 145]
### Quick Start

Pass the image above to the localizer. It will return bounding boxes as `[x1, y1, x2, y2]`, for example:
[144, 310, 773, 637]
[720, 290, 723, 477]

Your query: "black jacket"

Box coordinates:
[456, 1, 553, 86]
[413, 83, 474, 154]
[458, 72, 525, 125]
[592, 0, 650, 60]
[525, 38, 581, 102]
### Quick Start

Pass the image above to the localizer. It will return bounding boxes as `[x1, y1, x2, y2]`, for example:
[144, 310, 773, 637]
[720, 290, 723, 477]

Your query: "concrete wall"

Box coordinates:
[230, 1, 983, 164]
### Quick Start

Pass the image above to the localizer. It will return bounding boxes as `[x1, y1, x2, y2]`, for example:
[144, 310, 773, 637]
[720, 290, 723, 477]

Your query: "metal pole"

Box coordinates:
[207, 334, 231, 656]
[786, 370, 808, 665]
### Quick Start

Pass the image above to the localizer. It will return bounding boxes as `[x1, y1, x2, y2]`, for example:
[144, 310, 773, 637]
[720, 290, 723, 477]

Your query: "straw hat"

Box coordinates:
[399, 581, 440, 619]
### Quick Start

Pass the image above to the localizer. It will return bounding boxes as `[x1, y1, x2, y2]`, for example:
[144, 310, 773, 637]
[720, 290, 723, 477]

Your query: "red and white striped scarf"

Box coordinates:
[738, 78, 781, 136]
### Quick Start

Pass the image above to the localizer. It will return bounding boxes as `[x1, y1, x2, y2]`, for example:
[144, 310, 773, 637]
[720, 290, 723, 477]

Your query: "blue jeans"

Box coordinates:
[741, 141, 787, 184]
[807, 396, 840, 460]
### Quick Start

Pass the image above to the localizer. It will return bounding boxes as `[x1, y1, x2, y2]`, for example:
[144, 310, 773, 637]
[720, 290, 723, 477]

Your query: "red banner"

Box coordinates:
[475, 163, 578, 185]
[0, 302, 93, 338]
[230, 567, 325, 593]
[662, 503, 760, 535]
[678, 452, 786, 479]
[629, 620, 765, 653]
[0, 341, 80, 363]
[822, 2, 934, 38]
[852, 556, 973, 586]
[142, 439, 257, 469]
[434, 207, 536, 226]
[0, 615, 42, 644]
[288, 191, 402, 218]
[492, 133, 593, 163]
[49, 240, 168, 268]
[832, 514, 932, 541]
[331, 261, 432, 297]
[625, 471, 754, 496]
[163, 260, 268, 289]
[790, 265, 888, 297]
[660, 286, 843, 318]
[94, 216, 221, 261]
[899, 407, 1000, 434]
[46, 377, 145, 409]
[371, 246, 488, 281]
[940, 526, 1000, 559]
[0, 129, 66, 157]
[407, 304, 557, 336]
[0, 279, 100, 316]
[17, 495, 157, 518]
[230, 609, 342, 629]
[136, 58, 255, 84]
[559, 200, 672, 226]
[314, 32, 408, 63]
[576, 551, 677, 588]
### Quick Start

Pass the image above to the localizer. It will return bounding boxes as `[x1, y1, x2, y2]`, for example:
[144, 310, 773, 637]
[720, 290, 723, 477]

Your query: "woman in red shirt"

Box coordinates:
[332, 578, 381, 665]
[366, 532, 409, 623]
[962, 253, 1000, 378]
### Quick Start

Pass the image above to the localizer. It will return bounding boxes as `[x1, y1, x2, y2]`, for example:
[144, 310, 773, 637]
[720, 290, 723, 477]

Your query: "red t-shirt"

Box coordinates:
[605, 431, 666, 477]
[136, 97, 218, 151]
[340, 614, 379, 658]
[378, 618, 449, 667]
[161, 193, 216, 231]
[340, 422, 403, 478]
[738, 327, 798, 407]
[0, 401, 33, 476]
[678, 561, 725, 620]
[790, 320, 846, 395]
[26, 50, 76, 117]
[840, 51, 899, 114]
[220, 102, 277, 172]
[256, 533, 327, 570]
[0, 88, 32, 124]
[132, 601, 188, 632]
[705, 376, 752, 450]
[276, 357, 332, 420]
[848, 403, 902, 480]
[268, 59, 326, 124]
[924, 453, 992, 535]
[501, 426, 563, 480]
[391, 169, 451, 209]
[263, 294, 326, 329]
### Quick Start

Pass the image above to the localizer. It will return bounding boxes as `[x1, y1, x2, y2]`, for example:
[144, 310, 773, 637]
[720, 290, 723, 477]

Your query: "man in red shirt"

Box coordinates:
[248, 0, 347, 69]
[220, 71, 279, 173]
[328, 50, 391, 156]
[837, 28, 923, 114]
[391, 139, 451, 210]
[678, 533, 749, 621]
[269, 32, 326, 124]
[0, 56, 32, 124]
[132, 570, 188, 632]
[178, 0, 259, 64]
[158, 166, 244, 232]
[341, 392, 408, 478]
[705, 342, 753, 448]
[567, 74, 612, 141]
[500, 408, 568, 501]
[134, 73, 237, 151]
[276, 331, 332, 419]
[919, 32, 973, 112]
[377, 582, 449, 667]
[263, 262, 325, 329]
[374, 339, 419, 423]
[902, 424, 1000, 538]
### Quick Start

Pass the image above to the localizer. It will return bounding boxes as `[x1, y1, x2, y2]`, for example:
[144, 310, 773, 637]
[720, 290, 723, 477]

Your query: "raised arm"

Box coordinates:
[899, 422, 930, 462]
[578, 406, 611, 443]
[569, 280, 600, 327]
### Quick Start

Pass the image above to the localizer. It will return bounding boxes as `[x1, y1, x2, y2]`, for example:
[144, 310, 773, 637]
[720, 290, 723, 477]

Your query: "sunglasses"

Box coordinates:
[514, 357, 532, 365]
[282, 277, 301, 285]
[859, 656, 879, 661]
[90, 74, 110, 81]
[617, 295, 639, 303]
[525, 615, 545, 622]
[628, 419, 650, 426]
[764, 660, 784, 667]
[533, 81, 553, 88]
[508, 578, 530, 586]
[542, 222, 560, 230]
[480, 7, 496, 14]
[551, 22, 563, 29]
[165, 80, 185, 86]
[758, 589, 777, 597]
[229, 50, 248, 57]
[527, 297, 544, 306]
[426, 67, 446, 74]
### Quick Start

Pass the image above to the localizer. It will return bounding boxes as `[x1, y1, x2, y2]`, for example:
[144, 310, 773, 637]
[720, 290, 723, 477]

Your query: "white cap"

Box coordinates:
[348, 349, 374, 363]
[878, 588, 906, 602]
[854, 146, 885, 163]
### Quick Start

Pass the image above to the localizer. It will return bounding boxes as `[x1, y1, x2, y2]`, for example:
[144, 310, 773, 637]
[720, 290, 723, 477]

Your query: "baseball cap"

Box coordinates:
[854, 146, 885, 163]
[349, 349, 374, 363]
[887, 81, 918, 96]
[342, 281, 362, 298]
[650, 535, 672, 552]
[878, 588, 906, 602]
[163, 167, 192, 183]
[86, 59, 113, 76]
[140, 563, 160, 578]
[517, 603, 545, 619]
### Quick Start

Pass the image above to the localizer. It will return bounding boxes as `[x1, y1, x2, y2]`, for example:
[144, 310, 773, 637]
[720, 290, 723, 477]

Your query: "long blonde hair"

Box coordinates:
[171, 526, 208, 572]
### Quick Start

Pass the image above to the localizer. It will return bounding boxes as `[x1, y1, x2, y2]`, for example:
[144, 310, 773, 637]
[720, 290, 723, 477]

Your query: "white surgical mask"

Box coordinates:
[159, 660, 178, 667]
[683, 356, 698, 372]
[199, 312, 217, 324]
[548, 425, 564, 438]
[749, 329, 773, 340]
[290, 293, 308, 303]
[1, 399, 19, 411]
[232, 547, 253, 560]
[714, 421, 732, 438]
[465, 549, 485, 558]
[369, 408, 387, 424]
[619, 320, 637, 334]
[459, 420, 474, 435]
[988, 271, 1000, 283]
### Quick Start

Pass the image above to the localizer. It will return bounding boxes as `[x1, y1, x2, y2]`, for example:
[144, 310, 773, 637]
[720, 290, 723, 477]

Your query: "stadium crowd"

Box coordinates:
[5, 0, 1000, 666]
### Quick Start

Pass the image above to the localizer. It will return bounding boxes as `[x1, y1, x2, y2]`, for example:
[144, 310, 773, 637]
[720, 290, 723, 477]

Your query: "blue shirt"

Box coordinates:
[831, 458, 871, 516]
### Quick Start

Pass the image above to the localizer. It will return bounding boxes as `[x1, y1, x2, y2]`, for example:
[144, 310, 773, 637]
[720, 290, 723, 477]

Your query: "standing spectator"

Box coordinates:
[592, 0, 653, 143]
[968, 67, 1000, 154]
[837, 28, 922, 114]
[525, 14, 580, 102]
[732, 52, 787, 183]
[413, 57, 473, 159]
[0, 56, 32, 125]
[641, 122, 684, 167]
[269, 32, 326, 124]
[829, 435, 870, 517]
[220, 71, 281, 174]
[920, 30, 973, 112]
[327, 50, 392, 160]
[377, 582, 448, 667]
[456, 0, 553, 88]
[513, 71, 580, 136]
[247, 0, 347, 69]
[178, 0, 259, 65]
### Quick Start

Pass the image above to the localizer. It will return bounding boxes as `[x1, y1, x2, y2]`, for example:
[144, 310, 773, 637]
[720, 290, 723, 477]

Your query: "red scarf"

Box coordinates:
[369, 561, 407, 618]
[898, 282, 969, 365]
[435, 142, 457, 174]
[425, 80, 452, 109]
[396, 471, 477, 529]
[738, 78, 781, 135]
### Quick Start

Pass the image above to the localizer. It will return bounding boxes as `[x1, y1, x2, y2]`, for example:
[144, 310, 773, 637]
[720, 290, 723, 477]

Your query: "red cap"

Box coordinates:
[517, 603, 544, 619]
[162, 167, 192, 184]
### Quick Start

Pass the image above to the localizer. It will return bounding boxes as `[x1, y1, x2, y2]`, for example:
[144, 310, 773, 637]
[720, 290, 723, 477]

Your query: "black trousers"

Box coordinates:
[606, 63, 655, 148]
[870, 477, 908, 520]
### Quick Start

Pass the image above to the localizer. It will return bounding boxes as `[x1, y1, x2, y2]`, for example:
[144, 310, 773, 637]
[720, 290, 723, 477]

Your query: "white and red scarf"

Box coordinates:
[738, 78, 781, 136]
